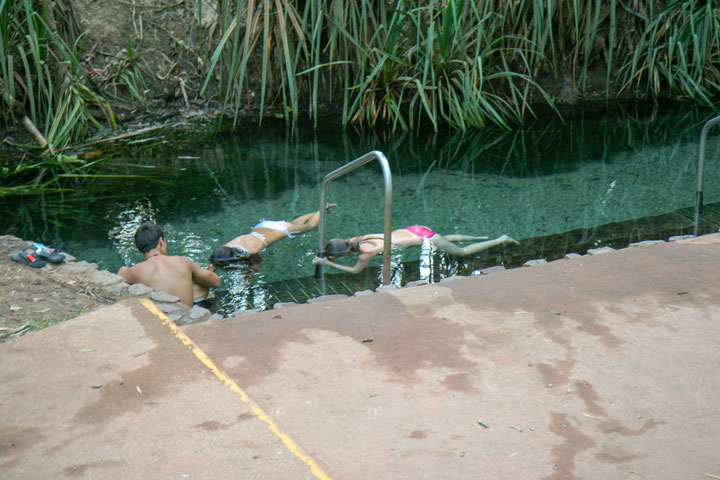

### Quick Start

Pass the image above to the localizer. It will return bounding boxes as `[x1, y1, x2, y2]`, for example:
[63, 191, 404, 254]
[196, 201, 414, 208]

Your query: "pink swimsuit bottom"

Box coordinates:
[404, 225, 436, 239]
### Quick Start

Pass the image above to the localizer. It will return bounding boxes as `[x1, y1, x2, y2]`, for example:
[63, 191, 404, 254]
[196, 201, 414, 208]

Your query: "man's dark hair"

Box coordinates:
[135, 222, 164, 253]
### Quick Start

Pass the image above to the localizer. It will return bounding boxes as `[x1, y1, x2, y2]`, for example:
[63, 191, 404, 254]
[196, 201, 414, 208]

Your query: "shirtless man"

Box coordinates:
[118, 222, 220, 307]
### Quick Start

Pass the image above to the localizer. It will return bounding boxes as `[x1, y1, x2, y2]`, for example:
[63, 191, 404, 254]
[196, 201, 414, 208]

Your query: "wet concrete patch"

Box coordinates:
[0, 299, 321, 480]
[180, 235, 720, 479]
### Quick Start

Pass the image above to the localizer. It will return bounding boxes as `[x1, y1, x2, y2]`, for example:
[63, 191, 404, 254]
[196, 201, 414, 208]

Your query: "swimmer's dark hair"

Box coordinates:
[135, 222, 164, 253]
[210, 245, 263, 268]
[322, 238, 360, 259]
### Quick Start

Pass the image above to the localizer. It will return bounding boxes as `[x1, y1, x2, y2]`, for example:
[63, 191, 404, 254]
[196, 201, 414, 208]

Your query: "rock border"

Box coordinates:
[288, 235, 696, 308]
[5, 234, 700, 322]
[4, 235, 221, 326]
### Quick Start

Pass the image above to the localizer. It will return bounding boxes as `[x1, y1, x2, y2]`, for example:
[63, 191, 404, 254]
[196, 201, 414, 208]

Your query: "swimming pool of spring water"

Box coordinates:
[2, 103, 719, 316]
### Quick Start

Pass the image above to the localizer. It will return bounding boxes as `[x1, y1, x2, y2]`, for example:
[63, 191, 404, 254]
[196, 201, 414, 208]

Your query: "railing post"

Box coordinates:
[694, 115, 720, 236]
[317, 151, 393, 285]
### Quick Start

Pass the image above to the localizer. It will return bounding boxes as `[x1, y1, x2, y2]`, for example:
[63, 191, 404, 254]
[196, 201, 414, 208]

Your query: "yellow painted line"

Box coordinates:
[139, 298, 332, 480]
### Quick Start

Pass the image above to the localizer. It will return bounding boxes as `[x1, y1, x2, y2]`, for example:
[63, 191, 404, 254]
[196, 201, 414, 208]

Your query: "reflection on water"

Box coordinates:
[417, 240, 436, 283]
[1, 102, 719, 315]
[108, 200, 157, 267]
[217, 269, 272, 312]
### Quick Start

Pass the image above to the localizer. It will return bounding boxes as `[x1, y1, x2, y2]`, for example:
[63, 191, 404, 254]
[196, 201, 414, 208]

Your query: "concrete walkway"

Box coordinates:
[2, 234, 719, 479]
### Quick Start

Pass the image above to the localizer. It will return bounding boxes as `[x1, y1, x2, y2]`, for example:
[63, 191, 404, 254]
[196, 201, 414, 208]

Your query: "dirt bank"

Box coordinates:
[0, 235, 131, 342]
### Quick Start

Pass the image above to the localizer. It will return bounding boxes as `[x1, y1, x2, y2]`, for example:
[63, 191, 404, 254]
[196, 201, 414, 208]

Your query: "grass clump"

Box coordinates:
[29, 307, 86, 331]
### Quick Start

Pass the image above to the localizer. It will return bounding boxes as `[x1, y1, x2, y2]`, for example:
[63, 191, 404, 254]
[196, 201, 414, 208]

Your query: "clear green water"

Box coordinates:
[2, 103, 720, 315]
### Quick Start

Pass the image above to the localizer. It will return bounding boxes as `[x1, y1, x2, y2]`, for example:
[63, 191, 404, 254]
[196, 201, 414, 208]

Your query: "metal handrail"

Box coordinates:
[317, 150, 393, 285]
[694, 115, 720, 236]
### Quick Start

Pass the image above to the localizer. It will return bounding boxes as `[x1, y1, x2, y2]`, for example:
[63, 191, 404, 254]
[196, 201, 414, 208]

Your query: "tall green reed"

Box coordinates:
[1, 0, 116, 148]
[617, 0, 720, 105]
[0, 0, 118, 196]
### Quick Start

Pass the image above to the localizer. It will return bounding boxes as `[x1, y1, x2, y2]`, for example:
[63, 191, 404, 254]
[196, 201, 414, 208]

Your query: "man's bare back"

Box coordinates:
[118, 223, 220, 307]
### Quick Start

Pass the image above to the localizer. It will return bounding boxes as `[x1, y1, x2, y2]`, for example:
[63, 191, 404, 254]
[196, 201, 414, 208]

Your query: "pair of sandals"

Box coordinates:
[10, 243, 66, 268]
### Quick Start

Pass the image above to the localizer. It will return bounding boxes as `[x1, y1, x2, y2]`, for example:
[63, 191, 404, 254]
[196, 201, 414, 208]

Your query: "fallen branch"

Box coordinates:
[76, 122, 184, 147]
[0, 78, 54, 155]
[117, 0, 185, 10]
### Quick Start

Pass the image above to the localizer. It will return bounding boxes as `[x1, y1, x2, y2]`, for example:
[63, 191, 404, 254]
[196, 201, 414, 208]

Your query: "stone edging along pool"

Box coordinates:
[270, 235, 696, 310]
[6, 234, 697, 324]
[4, 234, 221, 326]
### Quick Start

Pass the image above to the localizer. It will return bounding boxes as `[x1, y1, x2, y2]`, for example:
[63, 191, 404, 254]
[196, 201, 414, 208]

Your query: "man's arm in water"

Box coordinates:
[189, 259, 221, 288]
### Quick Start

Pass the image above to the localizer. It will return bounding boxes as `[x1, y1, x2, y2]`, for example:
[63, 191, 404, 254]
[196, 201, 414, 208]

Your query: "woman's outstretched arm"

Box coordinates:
[313, 252, 375, 274]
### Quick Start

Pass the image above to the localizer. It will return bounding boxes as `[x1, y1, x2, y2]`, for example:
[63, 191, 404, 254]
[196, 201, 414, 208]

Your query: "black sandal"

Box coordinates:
[10, 249, 48, 268]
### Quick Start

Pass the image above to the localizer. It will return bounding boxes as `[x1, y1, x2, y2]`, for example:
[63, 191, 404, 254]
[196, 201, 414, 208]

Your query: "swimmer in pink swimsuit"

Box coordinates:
[313, 225, 519, 274]
[403, 226, 436, 239]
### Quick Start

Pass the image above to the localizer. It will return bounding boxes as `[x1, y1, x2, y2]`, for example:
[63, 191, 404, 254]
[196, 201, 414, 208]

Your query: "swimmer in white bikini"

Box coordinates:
[312, 225, 519, 274]
[209, 205, 337, 272]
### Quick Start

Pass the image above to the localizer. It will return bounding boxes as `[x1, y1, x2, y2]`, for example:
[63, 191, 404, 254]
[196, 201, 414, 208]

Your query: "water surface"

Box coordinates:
[2, 103, 719, 314]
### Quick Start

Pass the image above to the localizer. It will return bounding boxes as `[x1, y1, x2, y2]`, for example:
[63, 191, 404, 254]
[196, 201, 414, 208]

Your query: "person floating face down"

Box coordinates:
[208, 205, 337, 275]
[312, 225, 519, 274]
[118, 223, 221, 307]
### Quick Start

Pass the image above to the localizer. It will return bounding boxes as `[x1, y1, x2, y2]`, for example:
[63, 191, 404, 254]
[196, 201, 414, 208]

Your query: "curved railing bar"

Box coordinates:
[694, 115, 720, 236]
[317, 151, 393, 285]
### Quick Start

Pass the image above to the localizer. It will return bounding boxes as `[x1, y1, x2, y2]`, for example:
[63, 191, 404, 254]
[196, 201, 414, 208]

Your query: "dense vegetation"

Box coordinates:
[1, 0, 719, 195]
[202, 0, 720, 130]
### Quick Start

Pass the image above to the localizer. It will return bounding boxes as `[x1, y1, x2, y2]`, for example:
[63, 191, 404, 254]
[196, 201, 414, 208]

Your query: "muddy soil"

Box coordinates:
[75, 0, 226, 112]
[0, 236, 130, 342]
